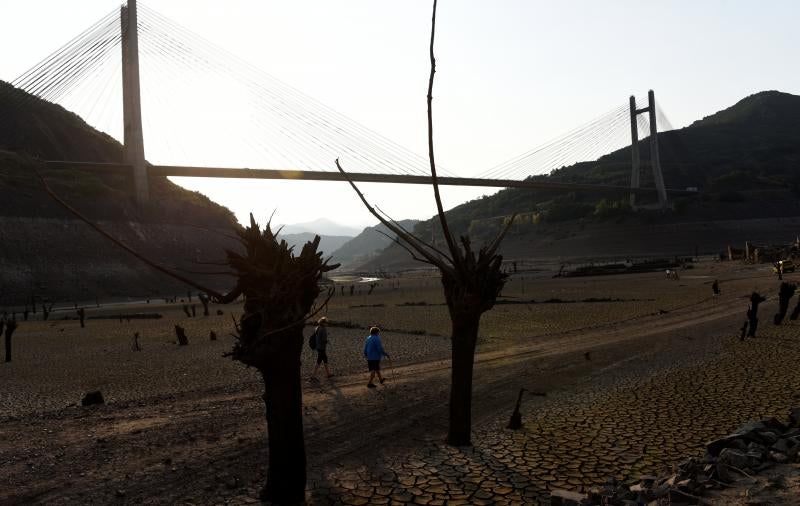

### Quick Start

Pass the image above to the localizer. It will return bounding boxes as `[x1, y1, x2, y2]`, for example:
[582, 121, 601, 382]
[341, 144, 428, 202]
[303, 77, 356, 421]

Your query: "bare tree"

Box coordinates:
[35, 171, 337, 502]
[336, 0, 513, 446]
[222, 215, 336, 502]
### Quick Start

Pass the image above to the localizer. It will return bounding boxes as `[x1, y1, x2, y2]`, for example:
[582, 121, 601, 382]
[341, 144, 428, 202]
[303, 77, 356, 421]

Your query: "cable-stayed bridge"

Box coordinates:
[2, 1, 691, 208]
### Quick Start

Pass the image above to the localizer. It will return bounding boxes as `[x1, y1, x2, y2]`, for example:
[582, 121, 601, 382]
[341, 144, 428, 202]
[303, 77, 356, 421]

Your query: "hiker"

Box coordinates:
[712, 279, 720, 296]
[311, 317, 332, 379]
[363, 326, 390, 388]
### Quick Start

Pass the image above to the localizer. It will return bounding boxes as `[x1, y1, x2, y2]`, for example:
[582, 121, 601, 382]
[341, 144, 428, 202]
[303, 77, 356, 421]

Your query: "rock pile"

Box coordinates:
[551, 407, 800, 505]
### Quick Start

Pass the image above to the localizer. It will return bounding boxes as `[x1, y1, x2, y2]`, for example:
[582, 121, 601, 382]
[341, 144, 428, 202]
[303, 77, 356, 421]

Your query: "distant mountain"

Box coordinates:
[330, 220, 419, 269]
[279, 218, 362, 237]
[365, 90, 800, 270]
[277, 232, 353, 259]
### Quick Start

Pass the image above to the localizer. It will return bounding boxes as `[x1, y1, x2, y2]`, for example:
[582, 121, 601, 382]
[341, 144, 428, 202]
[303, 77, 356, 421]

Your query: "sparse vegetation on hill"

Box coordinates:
[0, 80, 236, 227]
[0, 81, 239, 304]
[425, 91, 800, 234]
[331, 219, 419, 269]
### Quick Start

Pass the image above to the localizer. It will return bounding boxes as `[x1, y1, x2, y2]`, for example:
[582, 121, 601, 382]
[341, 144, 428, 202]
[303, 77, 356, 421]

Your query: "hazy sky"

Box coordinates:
[2, 1, 799, 228]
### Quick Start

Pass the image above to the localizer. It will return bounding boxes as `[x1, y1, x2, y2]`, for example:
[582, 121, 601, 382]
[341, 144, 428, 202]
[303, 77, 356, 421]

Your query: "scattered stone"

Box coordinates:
[81, 391, 104, 406]
[551, 407, 800, 505]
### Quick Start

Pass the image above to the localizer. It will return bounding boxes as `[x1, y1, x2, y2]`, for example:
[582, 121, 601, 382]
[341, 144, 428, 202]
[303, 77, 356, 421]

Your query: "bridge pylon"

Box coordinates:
[629, 90, 667, 209]
[120, 0, 148, 205]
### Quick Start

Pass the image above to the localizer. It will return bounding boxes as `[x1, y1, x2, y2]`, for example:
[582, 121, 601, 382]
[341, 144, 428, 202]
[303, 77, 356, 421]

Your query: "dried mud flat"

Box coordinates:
[1, 260, 799, 505]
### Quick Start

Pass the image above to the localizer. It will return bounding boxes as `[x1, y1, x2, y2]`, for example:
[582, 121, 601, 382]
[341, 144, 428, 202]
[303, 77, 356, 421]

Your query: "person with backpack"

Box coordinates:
[363, 326, 390, 388]
[310, 317, 333, 380]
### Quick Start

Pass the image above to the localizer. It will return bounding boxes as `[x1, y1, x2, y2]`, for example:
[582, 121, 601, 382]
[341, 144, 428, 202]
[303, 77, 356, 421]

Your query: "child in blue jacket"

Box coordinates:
[363, 326, 390, 388]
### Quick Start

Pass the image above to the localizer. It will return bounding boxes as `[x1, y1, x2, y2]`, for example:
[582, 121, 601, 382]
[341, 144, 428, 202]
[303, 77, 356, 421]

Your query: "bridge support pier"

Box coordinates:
[629, 96, 640, 207]
[121, 0, 148, 205]
[629, 90, 668, 210]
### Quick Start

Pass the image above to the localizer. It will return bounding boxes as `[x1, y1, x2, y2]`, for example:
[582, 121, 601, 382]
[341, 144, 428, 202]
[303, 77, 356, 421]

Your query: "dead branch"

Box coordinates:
[426, 0, 460, 267]
[33, 166, 228, 300]
[335, 158, 456, 277]
[374, 229, 431, 265]
[375, 205, 452, 262]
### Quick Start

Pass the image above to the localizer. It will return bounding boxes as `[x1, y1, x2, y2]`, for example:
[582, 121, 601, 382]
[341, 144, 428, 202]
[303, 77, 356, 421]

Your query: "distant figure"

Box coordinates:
[311, 317, 333, 380]
[349, 285, 355, 296]
[665, 269, 680, 280]
[712, 279, 720, 296]
[77, 307, 86, 328]
[363, 326, 390, 388]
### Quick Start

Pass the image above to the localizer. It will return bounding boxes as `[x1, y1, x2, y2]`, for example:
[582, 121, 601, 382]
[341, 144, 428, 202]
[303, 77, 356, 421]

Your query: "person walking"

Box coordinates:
[311, 317, 333, 380]
[363, 326, 389, 388]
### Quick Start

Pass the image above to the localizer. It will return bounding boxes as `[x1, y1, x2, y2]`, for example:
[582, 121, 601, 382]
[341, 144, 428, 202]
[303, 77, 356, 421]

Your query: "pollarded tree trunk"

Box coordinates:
[259, 337, 306, 503]
[447, 309, 481, 446]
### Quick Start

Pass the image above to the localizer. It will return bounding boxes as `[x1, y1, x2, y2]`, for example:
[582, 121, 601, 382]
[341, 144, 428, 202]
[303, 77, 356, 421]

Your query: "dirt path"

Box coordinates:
[0, 289, 754, 505]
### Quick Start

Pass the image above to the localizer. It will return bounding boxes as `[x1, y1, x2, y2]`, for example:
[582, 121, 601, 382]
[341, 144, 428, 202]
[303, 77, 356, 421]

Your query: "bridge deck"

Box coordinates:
[43, 161, 697, 195]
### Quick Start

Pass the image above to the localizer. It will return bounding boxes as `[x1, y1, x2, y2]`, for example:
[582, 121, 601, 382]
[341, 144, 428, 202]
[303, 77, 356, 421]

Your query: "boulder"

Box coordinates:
[718, 448, 756, 470]
[81, 390, 104, 406]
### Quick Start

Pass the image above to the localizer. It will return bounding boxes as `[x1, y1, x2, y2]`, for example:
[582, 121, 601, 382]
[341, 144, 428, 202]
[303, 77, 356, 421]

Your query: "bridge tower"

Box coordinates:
[629, 90, 667, 209]
[120, 0, 148, 205]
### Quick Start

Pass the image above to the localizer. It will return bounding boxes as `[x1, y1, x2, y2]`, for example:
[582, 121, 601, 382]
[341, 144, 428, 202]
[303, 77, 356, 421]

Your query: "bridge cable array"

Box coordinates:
[477, 97, 673, 181]
[3, 3, 675, 183]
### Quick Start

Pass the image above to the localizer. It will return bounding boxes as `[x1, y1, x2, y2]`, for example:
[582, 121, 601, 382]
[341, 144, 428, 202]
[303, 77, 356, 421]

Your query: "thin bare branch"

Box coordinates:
[485, 212, 518, 259]
[335, 159, 456, 277]
[375, 205, 452, 262]
[172, 267, 238, 277]
[34, 166, 227, 300]
[182, 224, 240, 243]
[242, 287, 335, 342]
[426, 0, 461, 267]
[374, 229, 432, 265]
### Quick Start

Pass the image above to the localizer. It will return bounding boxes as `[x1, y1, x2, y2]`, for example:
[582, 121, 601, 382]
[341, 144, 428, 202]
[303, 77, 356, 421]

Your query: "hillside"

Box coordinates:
[365, 91, 800, 270]
[0, 81, 241, 304]
[330, 219, 419, 269]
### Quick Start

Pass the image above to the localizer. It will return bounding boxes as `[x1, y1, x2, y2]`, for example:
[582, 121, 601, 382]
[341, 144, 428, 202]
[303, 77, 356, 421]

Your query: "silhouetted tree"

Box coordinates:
[222, 215, 336, 502]
[774, 282, 796, 325]
[336, 0, 512, 446]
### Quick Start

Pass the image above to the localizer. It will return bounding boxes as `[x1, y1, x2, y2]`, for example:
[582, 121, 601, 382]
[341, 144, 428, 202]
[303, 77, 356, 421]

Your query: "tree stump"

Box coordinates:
[175, 325, 189, 346]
